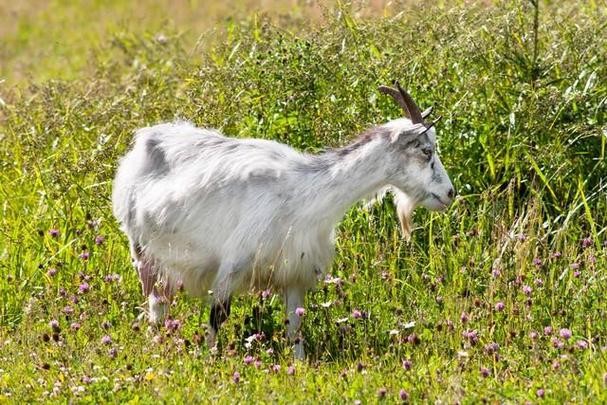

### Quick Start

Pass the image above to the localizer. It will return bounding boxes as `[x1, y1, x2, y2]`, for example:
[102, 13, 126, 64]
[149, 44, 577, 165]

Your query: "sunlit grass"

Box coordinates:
[0, 1, 606, 402]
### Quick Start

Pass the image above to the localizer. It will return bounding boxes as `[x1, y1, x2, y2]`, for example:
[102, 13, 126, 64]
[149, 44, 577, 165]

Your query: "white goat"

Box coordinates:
[112, 82, 455, 359]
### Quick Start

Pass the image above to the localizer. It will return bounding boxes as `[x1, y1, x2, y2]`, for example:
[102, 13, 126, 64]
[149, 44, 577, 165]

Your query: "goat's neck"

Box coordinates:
[309, 139, 389, 225]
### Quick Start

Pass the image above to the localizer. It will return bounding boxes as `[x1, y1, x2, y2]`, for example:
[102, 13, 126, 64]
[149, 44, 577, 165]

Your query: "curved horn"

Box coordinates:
[378, 81, 425, 124]
[378, 85, 410, 119]
[395, 82, 424, 124]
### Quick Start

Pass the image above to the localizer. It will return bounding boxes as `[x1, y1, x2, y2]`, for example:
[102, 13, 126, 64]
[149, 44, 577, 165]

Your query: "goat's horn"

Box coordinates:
[378, 85, 410, 119]
[422, 115, 443, 133]
[395, 82, 424, 124]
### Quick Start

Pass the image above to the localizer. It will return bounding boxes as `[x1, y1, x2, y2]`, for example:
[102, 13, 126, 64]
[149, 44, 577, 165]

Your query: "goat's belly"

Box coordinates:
[144, 236, 219, 296]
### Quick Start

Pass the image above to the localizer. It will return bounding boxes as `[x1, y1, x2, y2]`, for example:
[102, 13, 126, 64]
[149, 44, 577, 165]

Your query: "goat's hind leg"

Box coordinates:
[207, 264, 237, 349]
[208, 297, 231, 349]
[131, 242, 172, 325]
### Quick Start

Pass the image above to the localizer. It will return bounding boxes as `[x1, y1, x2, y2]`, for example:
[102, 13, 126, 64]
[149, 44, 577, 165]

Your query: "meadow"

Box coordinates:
[0, 0, 606, 402]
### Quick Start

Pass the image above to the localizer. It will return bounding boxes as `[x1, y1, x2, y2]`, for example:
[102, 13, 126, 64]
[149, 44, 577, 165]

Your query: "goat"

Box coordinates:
[112, 82, 455, 359]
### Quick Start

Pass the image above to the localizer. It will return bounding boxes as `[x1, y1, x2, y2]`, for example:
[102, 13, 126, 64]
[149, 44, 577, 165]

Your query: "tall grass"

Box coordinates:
[0, 1, 606, 402]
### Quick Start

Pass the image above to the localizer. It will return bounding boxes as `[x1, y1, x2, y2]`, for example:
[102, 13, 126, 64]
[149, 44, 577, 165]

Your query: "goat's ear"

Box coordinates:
[421, 106, 433, 120]
[391, 123, 425, 144]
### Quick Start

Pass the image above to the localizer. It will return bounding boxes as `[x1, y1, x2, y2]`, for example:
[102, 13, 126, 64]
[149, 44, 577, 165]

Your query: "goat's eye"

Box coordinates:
[422, 147, 433, 160]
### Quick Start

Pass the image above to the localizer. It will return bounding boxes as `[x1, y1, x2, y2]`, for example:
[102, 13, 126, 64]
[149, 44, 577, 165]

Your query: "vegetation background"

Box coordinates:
[0, 0, 606, 402]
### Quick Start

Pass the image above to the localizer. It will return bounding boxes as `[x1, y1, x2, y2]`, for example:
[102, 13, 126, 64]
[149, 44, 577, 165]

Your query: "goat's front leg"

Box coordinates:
[285, 286, 306, 360]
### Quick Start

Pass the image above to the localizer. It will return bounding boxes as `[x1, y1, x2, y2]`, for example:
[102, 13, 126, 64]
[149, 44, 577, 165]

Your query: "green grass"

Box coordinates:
[1, 1, 606, 402]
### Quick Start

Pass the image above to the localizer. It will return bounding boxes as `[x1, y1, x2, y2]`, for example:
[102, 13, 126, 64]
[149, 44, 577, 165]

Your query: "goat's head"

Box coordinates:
[379, 82, 455, 218]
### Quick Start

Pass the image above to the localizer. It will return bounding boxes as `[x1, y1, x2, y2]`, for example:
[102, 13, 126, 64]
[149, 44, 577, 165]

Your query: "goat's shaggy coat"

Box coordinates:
[112, 85, 454, 358]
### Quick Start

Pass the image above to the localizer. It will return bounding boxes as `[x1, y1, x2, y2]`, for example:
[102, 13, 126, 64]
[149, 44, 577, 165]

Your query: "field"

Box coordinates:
[1, 0, 606, 402]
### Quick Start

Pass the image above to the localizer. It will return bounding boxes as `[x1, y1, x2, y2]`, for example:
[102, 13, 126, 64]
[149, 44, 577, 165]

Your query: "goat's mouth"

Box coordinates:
[430, 193, 450, 210]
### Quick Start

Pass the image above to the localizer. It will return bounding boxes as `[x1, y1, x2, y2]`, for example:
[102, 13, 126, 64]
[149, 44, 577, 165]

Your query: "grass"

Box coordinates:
[1, 0, 606, 402]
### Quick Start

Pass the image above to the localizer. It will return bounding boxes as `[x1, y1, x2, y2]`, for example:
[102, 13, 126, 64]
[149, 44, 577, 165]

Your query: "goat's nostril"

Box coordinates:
[447, 188, 455, 199]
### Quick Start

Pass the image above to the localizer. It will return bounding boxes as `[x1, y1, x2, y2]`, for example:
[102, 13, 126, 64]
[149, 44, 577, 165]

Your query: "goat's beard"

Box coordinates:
[392, 188, 415, 240]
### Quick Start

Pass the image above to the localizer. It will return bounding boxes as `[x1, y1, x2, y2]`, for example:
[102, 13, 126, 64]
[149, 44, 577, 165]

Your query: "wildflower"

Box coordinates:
[480, 367, 490, 378]
[295, 307, 305, 317]
[533, 257, 542, 267]
[101, 335, 112, 345]
[551, 337, 564, 349]
[407, 333, 420, 345]
[573, 270, 581, 277]
[536, 388, 545, 398]
[63, 306, 74, 315]
[446, 319, 454, 331]
[109, 347, 118, 359]
[522, 285, 532, 295]
[377, 387, 387, 398]
[243, 355, 254, 365]
[576, 340, 588, 350]
[261, 289, 271, 300]
[529, 331, 539, 340]
[462, 329, 479, 345]
[78, 282, 90, 294]
[460, 312, 469, 324]
[164, 318, 182, 332]
[49, 320, 60, 332]
[325, 274, 343, 285]
[551, 251, 562, 259]
[70, 322, 81, 331]
[495, 302, 505, 312]
[352, 309, 362, 319]
[399, 389, 409, 401]
[570, 262, 580, 270]
[402, 359, 412, 371]
[104, 274, 120, 283]
[544, 326, 553, 336]
[253, 360, 262, 368]
[491, 268, 501, 278]
[49, 229, 60, 238]
[47, 268, 58, 277]
[484, 342, 500, 354]
[559, 328, 572, 340]
[94, 235, 105, 245]
[82, 376, 92, 384]
[581, 237, 592, 249]
[271, 364, 280, 373]
[517, 233, 526, 241]
[232, 371, 240, 383]
[552, 360, 560, 370]
[79, 251, 90, 261]
[287, 365, 296, 375]
[534, 278, 543, 286]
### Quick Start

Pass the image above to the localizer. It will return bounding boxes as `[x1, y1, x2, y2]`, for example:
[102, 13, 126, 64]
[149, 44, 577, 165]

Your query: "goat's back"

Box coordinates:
[112, 122, 331, 294]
